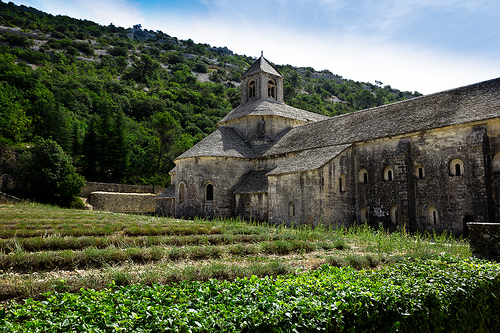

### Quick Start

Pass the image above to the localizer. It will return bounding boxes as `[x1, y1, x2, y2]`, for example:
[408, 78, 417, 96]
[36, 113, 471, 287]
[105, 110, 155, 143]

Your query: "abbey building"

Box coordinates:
[157, 56, 500, 235]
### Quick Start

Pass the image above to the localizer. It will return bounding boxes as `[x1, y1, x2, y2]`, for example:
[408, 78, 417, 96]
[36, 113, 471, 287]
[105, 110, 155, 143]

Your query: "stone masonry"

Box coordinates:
[157, 55, 500, 236]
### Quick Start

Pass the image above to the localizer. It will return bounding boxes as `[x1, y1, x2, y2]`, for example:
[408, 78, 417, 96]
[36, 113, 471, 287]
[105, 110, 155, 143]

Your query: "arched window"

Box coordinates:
[178, 183, 185, 204]
[288, 202, 295, 217]
[417, 166, 424, 179]
[205, 183, 214, 202]
[248, 79, 256, 99]
[268, 79, 276, 99]
[390, 205, 397, 225]
[427, 207, 439, 225]
[359, 169, 368, 184]
[339, 174, 346, 192]
[384, 166, 394, 182]
[360, 207, 368, 223]
[449, 159, 464, 176]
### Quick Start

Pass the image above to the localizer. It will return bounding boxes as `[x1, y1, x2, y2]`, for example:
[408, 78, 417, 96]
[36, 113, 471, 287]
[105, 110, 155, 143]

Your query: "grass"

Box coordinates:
[0, 202, 472, 301]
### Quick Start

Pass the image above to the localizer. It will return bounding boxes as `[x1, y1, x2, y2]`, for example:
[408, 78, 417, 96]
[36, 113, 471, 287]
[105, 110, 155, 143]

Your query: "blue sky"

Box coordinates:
[10, 0, 500, 94]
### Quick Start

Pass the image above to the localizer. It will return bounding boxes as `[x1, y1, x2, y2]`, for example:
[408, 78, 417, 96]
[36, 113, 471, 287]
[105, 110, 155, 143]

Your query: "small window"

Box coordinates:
[390, 205, 397, 225]
[360, 207, 368, 223]
[418, 167, 424, 179]
[248, 79, 256, 99]
[449, 159, 464, 177]
[359, 169, 368, 184]
[384, 166, 394, 182]
[268, 79, 276, 99]
[205, 183, 214, 202]
[427, 207, 439, 225]
[339, 174, 346, 192]
[179, 183, 185, 204]
[288, 202, 295, 217]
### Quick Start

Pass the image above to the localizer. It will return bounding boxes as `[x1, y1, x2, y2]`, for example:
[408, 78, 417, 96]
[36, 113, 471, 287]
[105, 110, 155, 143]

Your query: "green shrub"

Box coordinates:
[5, 257, 499, 332]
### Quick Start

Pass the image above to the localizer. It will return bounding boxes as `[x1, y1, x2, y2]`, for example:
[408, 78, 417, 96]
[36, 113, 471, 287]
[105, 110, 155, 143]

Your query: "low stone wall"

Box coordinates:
[80, 182, 164, 198]
[0, 191, 21, 204]
[468, 222, 500, 261]
[89, 191, 157, 214]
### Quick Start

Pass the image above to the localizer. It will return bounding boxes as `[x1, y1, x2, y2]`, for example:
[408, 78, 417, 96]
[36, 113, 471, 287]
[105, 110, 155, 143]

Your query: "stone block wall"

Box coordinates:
[175, 157, 254, 219]
[89, 192, 157, 214]
[80, 182, 164, 198]
[0, 191, 21, 204]
[156, 197, 175, 217]
[468, 222, 500, 261]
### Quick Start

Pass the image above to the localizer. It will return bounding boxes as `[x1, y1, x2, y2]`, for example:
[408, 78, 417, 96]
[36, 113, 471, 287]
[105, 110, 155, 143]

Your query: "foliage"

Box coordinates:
[2, 257, 500, 332]
[15, 138, 85, 206]
[0, 202, 473, 302]
[0, 1, 422, 189]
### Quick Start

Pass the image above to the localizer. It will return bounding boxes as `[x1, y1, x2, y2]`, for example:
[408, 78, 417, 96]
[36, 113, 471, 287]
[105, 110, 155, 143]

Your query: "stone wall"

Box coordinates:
[0, 191, 21, 204]
[235, 192, 268, 222]
[89, 192, 157, 214]
[80, 182, 164, 198]
[156, 197, 175, 217]
[468, 222, 500, 261]
[174, 157, 254, 219]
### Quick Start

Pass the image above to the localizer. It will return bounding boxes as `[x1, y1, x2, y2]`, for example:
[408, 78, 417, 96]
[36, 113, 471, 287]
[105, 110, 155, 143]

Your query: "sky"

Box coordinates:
[10, 0, 500, 94]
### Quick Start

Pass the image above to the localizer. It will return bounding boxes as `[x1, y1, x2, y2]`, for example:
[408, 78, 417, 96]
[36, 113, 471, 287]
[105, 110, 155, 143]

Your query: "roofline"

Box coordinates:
[241, 55, 283, 80]
[262, 76, 500, 151]
[265, 144, 352, 176]
[174, 155, 253, 162]
[326, 76, 500, 122]
[262, 116, 497, 159]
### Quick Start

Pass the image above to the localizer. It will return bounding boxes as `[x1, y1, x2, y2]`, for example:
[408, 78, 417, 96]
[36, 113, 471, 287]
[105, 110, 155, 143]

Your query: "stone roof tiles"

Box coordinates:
[234, 170, 269, 194]
[158, 184, 175, 198]
[267, 144, 351, 176]
[263, 77, 500, 157]
[218, 98, 329, 125]
[241, 56, 282, 80]
[175, 126, 254, 160]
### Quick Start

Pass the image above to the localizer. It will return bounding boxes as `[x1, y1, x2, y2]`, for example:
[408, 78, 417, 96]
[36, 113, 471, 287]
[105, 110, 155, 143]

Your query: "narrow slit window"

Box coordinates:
[359, 169, 368, 183]
[427, 207, 439, 225]
[384, 166, 394, 182]
[268, 79, 276, 99]
[339, 174, 346, 192]
[248, 80, 256, 99]
[418, 167, 424, 179]
[450, 159, 464, 176]
[205, 184, 214, 202]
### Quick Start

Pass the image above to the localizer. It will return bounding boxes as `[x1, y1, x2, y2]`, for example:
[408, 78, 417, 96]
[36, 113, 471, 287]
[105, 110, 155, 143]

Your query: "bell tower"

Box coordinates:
[240, 53, 284, 104]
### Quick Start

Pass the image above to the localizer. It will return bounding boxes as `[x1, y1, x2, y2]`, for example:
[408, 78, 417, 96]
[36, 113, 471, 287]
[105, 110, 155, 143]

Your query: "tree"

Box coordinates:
[16, 138, 85, 206]
[149, 111, 181, 170]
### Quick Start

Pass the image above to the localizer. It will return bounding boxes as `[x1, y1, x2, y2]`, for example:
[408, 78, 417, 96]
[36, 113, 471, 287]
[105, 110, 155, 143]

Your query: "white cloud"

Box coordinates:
[12, 0, 500, 94]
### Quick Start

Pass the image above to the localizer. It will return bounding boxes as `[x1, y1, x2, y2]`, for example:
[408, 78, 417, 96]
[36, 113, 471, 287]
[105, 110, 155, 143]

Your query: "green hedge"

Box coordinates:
[2, 256, 500, 332]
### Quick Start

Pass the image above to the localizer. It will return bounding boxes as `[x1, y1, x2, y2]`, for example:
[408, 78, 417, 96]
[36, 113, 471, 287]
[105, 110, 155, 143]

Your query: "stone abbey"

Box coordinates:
[156, 56, 500, 235]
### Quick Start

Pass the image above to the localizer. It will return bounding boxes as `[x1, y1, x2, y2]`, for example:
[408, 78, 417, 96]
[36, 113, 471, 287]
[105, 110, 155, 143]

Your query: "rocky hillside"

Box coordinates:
[0, 1, 422, 188]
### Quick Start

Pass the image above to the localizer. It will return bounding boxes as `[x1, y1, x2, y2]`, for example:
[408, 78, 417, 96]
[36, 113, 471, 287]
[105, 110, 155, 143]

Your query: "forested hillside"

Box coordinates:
[0, 1, 422, 189]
